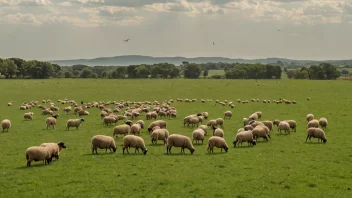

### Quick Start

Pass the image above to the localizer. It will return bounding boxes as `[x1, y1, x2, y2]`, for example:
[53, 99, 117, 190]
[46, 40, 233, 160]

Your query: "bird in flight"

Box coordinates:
[277, 30, 281, 31]
[213, 42, 215, 45]
[124, 39, 130, 42]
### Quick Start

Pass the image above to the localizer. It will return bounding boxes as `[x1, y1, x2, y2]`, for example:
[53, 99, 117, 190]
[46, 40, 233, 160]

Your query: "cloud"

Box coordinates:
[59, 1, 72, 6]
[0, 13, 42, 25]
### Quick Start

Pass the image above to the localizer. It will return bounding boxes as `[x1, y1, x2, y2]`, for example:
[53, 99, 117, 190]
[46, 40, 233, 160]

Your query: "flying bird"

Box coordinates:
[213, 42, 215, 45]
[124, 39, 130, 42]
[277, 30, 281, 31]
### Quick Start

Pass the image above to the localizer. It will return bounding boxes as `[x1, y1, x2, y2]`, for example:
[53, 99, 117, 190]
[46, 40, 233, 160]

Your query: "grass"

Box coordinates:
[208, 70, 225, 76]
[0, 79, 352, 198]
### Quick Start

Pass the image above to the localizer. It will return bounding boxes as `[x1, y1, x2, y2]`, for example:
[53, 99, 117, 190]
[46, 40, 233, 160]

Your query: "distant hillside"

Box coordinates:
[48, 55, 352, 66]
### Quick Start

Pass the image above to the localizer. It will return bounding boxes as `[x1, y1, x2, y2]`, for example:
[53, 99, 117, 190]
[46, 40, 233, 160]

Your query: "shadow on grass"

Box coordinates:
[15, 163, 50, 169]
[205, 152, 228, 155]
[148, 143, 166, 147]
[163, 152, 195, 156]
[305, 141, 326, 144]
[82, 152, 116, 156]
[232, 146, 256, 149]
[275, 133, 290, 136]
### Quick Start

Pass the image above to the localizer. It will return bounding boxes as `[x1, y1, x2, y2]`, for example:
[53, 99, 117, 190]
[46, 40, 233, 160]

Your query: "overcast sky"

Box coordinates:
[0, 0, 351, 61]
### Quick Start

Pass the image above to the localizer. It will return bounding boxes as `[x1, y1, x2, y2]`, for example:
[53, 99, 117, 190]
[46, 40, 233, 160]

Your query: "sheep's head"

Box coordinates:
[224, 146, 228, 152]
[143, 149, 148, 155]
[112, 148, 117, 153]
[58, 142, 66, 148]
[323, 139, 327, 143]
[190, 148, 195, 154]
[252, 140, 257, 146]
[232, 141, 237, 147]
[80, 118, 85, 122]
[125, 120, 133, 126]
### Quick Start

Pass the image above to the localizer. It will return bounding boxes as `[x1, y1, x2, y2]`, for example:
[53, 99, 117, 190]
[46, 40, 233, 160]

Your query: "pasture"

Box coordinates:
[0, 79, 351, 198]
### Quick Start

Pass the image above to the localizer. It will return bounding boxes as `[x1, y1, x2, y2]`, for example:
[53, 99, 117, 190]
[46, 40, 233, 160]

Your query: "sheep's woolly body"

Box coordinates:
[1, 119, 11, 132]
[306, 114, 314, 122]
[306, 128, 327, 143]
[46, 117, 57, 129]
[216, 118, 224, 128]
[224, 111, 232, 119]
[192, 128, 205, 144]
[24, 112, 34, 121]
[318, 118, 328, 129]
[91, 135, 117, 154]
[207, 136, 228, 153]
[213, 127, 224, 138]
[130, 123, 142, 135]
[198, 125, 208, 136]
[166, 134, 195, 154]
[233, 130, 257, 147]
[307, 119, 319, 128]
[151, 129, 169, 145]
[122, 135, 148, 155]
[278, 121, 290, 134]
[103, 116, 117, 126]
[40, 142, 66, 159]
[66, 118, 85, 130]
[147, 120, 167, 133]
[113, 124, 132, 138]
[251, 126, 270, 141]
[25, 146, 52, 167]
[243, 118, 249, 126]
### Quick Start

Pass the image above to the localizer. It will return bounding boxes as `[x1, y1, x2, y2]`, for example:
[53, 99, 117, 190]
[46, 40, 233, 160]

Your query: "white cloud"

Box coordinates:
[59, 1, 72, 6]
[0, 13, 42, 25]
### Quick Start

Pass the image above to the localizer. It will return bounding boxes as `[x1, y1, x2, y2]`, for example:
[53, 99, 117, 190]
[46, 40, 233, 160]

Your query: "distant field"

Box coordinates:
[207, 70, 225, 76]
[0, 79, 351, 197]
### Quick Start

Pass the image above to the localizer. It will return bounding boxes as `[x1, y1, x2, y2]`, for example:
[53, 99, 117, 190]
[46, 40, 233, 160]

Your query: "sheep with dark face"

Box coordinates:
[306, 128, 327, 143]
[66, 118, 85, 130]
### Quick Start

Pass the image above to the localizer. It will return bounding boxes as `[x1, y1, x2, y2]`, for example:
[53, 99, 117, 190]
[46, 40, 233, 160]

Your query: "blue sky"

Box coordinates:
[0, 0, 351, 61]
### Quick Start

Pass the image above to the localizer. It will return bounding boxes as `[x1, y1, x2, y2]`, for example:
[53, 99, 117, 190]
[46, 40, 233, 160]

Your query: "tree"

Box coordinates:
[72, 64, 87, 71]
[80, 67, 92, 78]
[64, 71, 73, 78]
[184, 63, 201, 79]
[116, 67, 127, 79]
[170, 67, 180, 78]
[151, 65, 162, 78]
[72, 70, 80, 77]
[203, 70, 208, 79]
[342, 70, 349, 78]
[9, 58, 26, 77]
[135, 65, 150, 78]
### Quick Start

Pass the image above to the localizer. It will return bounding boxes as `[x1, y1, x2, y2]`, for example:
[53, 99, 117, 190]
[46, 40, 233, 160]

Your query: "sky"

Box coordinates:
[0, 0, 351, 61]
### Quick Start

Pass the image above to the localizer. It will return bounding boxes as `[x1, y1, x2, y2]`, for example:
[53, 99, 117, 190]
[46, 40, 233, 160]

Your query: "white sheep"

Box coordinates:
[306, 128, 327, 143]
[207, 136, 228, 153]
[251, 125, 270, 141]
[255, 111, 262, 119]
[308, 119, 319, 128]
[278, 121, 290, 134]
[233, 130, 257, 147]
[192, 128, 205, 144]
[91, 135, 117, 154]
[122, 135, 148, 155]
[66, 118, 85, 130]
[224, 111, 232, 119]
[24, 112, 34, 121]
[166, 134, 195, 154]
[243, 118, 249, 126]
[216, 118, 224, 128]
[113, 120, 133, 138]
[198, 125, 208, 136]
[147, 120, 167, 133]
[211, 126, 224, 137]
[318, 118, 328, 129]
[306, 113, 314, 122]
[1, 119, 11, 132]
[25, 146, 52, 167]
[151, 128, 169, 145]
[46, 117, 57, 129]
[40, 142, 66, 160]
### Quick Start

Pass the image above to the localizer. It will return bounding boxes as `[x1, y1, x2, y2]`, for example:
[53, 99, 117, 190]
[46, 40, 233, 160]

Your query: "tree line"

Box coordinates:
[0, 57, 344, 80]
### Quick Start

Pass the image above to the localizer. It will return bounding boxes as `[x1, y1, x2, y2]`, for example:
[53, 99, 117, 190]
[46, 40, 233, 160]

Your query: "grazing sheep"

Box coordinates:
[46, 117, 57, 129]
[318, 117, 328, 129]
[243, 118, 249, 127]
[24, 112, 34, 121]
[250, 121, 265, 128]
[136, 120, 145, 129]
[306, 128, 327, 143]
[285, 120, 297, 132]
[100, 111, 109, 119]
[113, 120, 133, 138]
[244, 125, 254, 131]
[1, 119, 11, 132]
[130, 122, 143, 135]
[25, 146, 52, 167]
[306, 113, 314, 122]
[151, 128, 169, 145]
[198, 125, 208, 136]
[51, 114, 59, 119]
[249, 113, 258, 121]
[188, 117, 200, 127]
[278, 121, 290, 134]
[91, 135, 117, 154]
[202, 112, 209, 119]
[66, 118, 85, 130]
[308, 119, 319, 128]
[224, 111, 232, 119]
[147, 120, 167, 133]
[251, 125, 270, 141]
[78, 110, 89, 116]
[122, 135, 148, 155]
[206, 119, 217, 128]
[192, 128, 205, 144]
[212, 126, 224, 138]
[40, 142, 66, 160]
[255, 111, 262, 119]
[63, 106, 72, 114]
[166, 134, 195, 154]
[8, 102, 12, 106]
[207, 136, 228, 153]
[233, 130, 257, 147]
[103, 116, 117, 126]
[237, 128, 245, 133]
[261, 120, 273, 131]
[183, 115, 195, 127]
[216, 118, 224, 128]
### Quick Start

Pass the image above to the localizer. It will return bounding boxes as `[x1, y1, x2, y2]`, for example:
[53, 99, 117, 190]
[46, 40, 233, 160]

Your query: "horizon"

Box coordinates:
[1, 0, 351, 61]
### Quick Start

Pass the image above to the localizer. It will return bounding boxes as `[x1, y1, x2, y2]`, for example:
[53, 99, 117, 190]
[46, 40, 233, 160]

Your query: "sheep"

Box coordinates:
[66, 118, 85, 130]
[24, 112, 34, 121]
[103, 116, 117, 126]
[51, 114, 59, 119]
[91, 135, 117, 154]
[8, 102, 12, 106]
[224, 111, 232, 119]
[25, 146, 52, 167]
[122, 135, 148, 155]
[166, 134, 195, 154]
[308, 119, 319, 128]
[147, 120, 167, 133]
[113, 120, 133, 138]
[63, 106, 72, 114]
[1, 119, 11, 132]
[306, 128, 327, 143]
[251, 125, 270, 141]
[136, 120, 145, 129]
[46, 117, 57, 129]
[188, 117, 200, 127]
[243, 118, 249, 127]
[255, 111, 262, 119]
[250, 121, 265, 128]
[100, 111, 109, 119]
[233, 130, 257, 147]
[198, 125, 208, 136]
[261, 120, 273, 131]
[244, 125, 254, 131]
[192, 128, 205, 144]
[211, 126, 224, 138]
[319, 117, 328, 129]
[78, 110, 89, 116]
[285, 120, 297, 132]
[151, 128, 169, 145]
[278, 121, 290, 134]
[202, 112, 209, 119]
[237, 128, 245, 133]
[20, 105, 27, 110]
[216, 118, 224, 128]
[249, 113, 258, 121]
[183, 115, 195, 127]
[306, 113, 314, 122]
[206, 119, 217, 128]
[130, 122, 143, 135]
[40, 142, 66, 160]
[207, 136, 228, 153]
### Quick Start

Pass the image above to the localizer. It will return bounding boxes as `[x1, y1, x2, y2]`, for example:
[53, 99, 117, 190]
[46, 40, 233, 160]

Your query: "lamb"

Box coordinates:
[25, 146, 53, 167]
[24, 112, 34, 121]
[122, 135, 148, 155]
[166, 134, 195, 154]
[151, 128, 169, 145]
[46, 117, 57, 129]
[306, 113, 314, 122]
[192, 128, 205, 144]
[233, 130, 257, 147]
[251, 125, 270, 141]
[224, 111, 232, 119]
[91, 135, 117, 154]
[306, 128, 327, 143]
[307, 119, 319, 128]
[113, 120, 133, 138]
[198, 125, 208, 136]
[103, 116, 117, 126]
[216, 118, 224, 128]
[278, 121, 290, 134]
[40, 142, 66, 160]
[66, 118, 85, 130]
[207, 136, 229, 153]
[318, 117, 328, 129]
[211, 126, 224, 138]
[1, 119, 11, 132]
[147, 120, 167, 133]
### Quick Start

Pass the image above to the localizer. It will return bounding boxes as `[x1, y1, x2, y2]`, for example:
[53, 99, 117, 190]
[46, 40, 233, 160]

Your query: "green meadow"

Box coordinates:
[0, 79, 351, 198]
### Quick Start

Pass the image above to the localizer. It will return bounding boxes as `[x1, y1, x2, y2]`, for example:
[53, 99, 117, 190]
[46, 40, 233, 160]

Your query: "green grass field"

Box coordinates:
[0, 79, 351, 198]
[208, 70, 225, 76]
